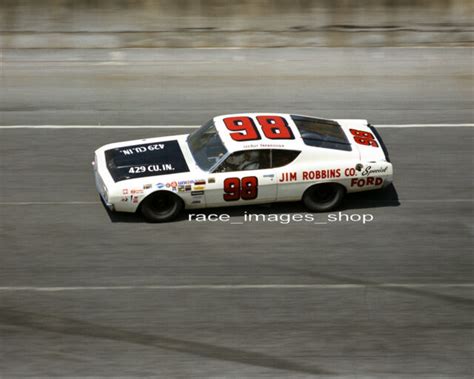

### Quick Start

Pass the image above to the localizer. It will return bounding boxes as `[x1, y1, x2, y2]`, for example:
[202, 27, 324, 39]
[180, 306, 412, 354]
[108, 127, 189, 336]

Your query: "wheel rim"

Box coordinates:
[312, 185, 337, 205]
[148, 192, 176, 217]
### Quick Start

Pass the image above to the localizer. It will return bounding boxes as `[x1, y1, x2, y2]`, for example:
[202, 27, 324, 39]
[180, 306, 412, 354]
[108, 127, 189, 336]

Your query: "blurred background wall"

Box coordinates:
[0, 0, 472, 48]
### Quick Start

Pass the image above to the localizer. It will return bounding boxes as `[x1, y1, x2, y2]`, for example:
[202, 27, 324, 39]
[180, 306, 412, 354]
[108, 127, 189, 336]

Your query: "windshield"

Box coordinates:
[187, 120, 228, 171]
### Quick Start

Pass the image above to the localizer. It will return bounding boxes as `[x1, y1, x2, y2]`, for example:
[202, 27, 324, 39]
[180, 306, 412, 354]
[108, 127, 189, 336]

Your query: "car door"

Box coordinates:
[205, 149, 277, 207]
[271, 149, 305, 201]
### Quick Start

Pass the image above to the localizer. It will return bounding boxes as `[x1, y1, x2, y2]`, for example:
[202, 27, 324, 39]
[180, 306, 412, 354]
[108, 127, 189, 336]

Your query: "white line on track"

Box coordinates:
[0, 283, 472, 292]
[388, 199, 474, 203]
[376, 123, 474, 128]
[0, 201, 98, 205]
[0, 124, 473, 129]
[0, 125, 198, 129]
[0, 199, 472, 206]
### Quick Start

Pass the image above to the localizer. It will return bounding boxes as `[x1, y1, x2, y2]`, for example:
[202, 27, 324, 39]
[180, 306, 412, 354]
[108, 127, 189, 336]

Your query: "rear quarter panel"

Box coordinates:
[276, 144, 393, 201]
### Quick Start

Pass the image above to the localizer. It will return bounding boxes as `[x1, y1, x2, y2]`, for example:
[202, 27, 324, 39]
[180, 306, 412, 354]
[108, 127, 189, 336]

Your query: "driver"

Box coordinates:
[238, 151, 260, 170]
[224, 151, 246, 171]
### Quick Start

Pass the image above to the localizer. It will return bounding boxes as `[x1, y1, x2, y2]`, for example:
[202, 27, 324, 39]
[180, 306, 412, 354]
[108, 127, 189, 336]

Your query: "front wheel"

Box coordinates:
[302, 183, 345, 212]
[140, 191, 184, 223]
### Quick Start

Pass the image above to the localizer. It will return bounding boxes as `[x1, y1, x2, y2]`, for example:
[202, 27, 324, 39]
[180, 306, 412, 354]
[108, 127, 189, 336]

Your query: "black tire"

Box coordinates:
[140, 191, 184, 223]
[302, 183, 345, 212]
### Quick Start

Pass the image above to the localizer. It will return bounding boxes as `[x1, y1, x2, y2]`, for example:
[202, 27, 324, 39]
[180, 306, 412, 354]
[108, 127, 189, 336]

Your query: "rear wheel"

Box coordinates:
[302, 183, 345, 212]
[140, 191, 183, 223]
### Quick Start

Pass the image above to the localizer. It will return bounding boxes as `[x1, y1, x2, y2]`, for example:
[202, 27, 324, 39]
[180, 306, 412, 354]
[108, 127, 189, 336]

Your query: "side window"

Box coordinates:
[215, 150, 271, 172]
[271, 149, 301, 168]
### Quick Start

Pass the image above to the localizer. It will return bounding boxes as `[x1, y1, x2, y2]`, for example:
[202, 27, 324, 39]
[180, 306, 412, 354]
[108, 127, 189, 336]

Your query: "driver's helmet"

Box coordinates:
[246, 151, 259, 161]
[227, 152, 246, 166]
[239, 150, 260, 170]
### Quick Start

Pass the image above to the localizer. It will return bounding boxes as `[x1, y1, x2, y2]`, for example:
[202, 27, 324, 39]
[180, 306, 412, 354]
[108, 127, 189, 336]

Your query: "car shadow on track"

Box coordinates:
[103, 184, 400, 223]
[341, 183, 400, 211]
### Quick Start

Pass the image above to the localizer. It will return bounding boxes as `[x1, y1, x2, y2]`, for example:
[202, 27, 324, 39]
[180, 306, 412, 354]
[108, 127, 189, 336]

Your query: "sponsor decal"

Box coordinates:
[361, 165, 389, 177]
[279, 172, 298, 182]
[157, 182, 179, 191]
[344, 168, 357, 177]
[193, 185, 205, 191]
[192, 200, 202, 204]
[178, 179, 195, 185]
[278, 167, 361, 183]
[178, 185, 185, 192]
[208, 177, 216, 184]
[302, 169, 341, 180]
[191, 190, 205, 196]
[185, 184, 192, 191]
[143, 184, 152, 189]
[351, 177, 383, 187]
[132, 196, 139, 203]
[176, 179, 206, 186]
[122, 189, 129, 195]
[130, 189, 144, 194]
[121, 196, 128, 202]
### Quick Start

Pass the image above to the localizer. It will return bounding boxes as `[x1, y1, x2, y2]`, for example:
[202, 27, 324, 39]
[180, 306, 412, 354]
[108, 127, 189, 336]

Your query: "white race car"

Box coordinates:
[93, 113, 393, 222]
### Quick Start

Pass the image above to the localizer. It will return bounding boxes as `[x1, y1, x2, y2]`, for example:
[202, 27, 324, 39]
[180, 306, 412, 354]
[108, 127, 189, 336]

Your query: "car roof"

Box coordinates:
[213, 113, 306, 153]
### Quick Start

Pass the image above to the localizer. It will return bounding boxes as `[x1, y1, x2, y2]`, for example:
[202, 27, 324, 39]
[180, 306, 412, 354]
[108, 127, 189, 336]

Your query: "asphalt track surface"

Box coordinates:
[0, 48, 473, 378]
[1, 48, 473, 125]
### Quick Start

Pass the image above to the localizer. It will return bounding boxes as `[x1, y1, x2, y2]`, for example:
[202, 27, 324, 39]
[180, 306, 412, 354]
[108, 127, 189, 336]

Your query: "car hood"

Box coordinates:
[96, 134, 196, 183]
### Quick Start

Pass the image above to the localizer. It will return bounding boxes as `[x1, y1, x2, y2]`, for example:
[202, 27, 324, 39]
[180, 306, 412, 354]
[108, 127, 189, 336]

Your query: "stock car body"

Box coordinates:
[93, 113, 393, 222]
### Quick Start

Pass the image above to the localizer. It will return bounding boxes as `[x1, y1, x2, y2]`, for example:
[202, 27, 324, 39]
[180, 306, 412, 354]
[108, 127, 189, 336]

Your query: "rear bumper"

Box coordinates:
[368, 124, 391, 163]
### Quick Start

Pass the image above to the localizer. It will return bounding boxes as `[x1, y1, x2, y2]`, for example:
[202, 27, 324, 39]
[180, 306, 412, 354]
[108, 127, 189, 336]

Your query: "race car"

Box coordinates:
[93, 113, 393, 222]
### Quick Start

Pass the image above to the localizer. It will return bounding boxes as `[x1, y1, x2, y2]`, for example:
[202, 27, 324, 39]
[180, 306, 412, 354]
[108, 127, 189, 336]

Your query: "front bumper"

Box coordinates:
[98, 191, 115, 211]
[93, 161, 114, 211]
